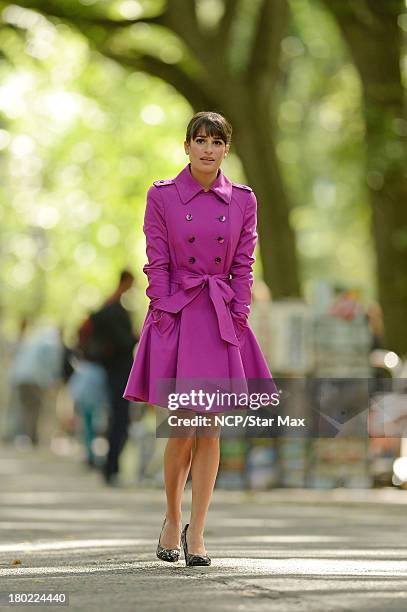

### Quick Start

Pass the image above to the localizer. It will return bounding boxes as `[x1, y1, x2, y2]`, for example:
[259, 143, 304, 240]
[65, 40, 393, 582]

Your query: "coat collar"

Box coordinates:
[174, 163, 232, 205]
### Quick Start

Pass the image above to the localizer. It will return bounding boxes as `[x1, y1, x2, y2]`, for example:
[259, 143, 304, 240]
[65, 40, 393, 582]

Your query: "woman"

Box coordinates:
[123, 111, 277, 566]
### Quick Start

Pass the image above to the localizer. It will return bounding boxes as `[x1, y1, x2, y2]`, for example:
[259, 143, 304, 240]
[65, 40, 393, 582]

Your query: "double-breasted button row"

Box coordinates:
[187, 257, 221, 264]
[187, 235, 224, 243]
[185, 213, 225, 265]
[185, 213, 226, 222]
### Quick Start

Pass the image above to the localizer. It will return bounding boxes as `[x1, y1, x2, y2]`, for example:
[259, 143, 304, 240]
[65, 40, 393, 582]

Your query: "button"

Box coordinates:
[215, 257, 222, 264]
[218, 215, 226, 222]
[186, 213, 193, 221]
[189, 257, 196, 264]
[217, 236, 224, 243]
[188, 236, 195, 243]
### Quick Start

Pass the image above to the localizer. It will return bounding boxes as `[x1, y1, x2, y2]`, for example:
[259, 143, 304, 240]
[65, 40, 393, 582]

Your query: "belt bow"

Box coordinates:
[152, 269, 239, 346]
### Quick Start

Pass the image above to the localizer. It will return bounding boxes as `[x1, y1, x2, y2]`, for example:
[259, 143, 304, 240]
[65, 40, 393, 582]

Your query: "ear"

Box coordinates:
[224, 144, 230, 157]
[184, 141, 190, 155]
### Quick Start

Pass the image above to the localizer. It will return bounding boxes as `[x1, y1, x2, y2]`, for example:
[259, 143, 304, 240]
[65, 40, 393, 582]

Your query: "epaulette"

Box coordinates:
[232, 182, 252, 192]
[153, 178, 175, 187]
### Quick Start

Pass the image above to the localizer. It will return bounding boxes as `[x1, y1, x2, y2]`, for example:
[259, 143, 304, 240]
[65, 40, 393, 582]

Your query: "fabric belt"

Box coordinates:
[152, 269, 239, 347]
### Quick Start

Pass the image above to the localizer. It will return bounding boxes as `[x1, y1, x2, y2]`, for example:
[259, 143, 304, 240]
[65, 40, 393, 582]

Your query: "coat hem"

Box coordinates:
[123, 390, 259, 413]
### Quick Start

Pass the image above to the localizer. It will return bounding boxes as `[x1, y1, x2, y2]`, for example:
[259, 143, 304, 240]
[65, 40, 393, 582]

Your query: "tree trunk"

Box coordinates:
[324, 0, 407, 356]
[230, 95, 301, 297]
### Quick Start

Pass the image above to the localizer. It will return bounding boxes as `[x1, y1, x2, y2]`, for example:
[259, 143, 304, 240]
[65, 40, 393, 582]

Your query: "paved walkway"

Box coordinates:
[1, 444, 407, 611]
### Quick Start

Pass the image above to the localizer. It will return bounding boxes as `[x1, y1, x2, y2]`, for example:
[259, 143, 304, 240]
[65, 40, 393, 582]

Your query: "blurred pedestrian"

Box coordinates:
[68, 358, 110, 468]
[328, 285, 365, 321]
[3, 317, 29, 442]
[79, 270, 138, 485]
[9, 324, 64, 446]
[366, 301, 384, 351]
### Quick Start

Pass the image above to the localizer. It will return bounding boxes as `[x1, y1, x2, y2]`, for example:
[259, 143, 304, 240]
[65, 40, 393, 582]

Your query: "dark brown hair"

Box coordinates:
[185, 111, 232, 146]
[119, 269, 134, 284]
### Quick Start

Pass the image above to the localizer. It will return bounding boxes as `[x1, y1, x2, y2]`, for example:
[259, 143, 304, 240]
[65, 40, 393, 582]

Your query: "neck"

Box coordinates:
[189, 164, 219, 191]
[109, 288, 122, 302]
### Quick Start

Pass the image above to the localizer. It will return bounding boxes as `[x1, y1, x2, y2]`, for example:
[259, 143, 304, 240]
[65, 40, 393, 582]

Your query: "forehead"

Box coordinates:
[194, 130, 223, 140]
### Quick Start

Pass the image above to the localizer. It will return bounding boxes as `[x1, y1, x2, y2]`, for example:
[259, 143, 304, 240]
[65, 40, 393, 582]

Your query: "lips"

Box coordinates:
[201, 158, 214, 161]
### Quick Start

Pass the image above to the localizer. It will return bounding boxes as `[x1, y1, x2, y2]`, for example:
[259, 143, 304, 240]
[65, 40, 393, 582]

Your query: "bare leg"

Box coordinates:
[187, 421, 221, 555]
[160, 412, 195, 549]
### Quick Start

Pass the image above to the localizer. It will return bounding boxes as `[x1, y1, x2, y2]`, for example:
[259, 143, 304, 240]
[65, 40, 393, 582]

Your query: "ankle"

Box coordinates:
[187, 524, 204, 537]
[165, 513, 182, 525]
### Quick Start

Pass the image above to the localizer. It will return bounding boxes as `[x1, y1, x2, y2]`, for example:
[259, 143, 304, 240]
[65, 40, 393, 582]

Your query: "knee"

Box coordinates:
[194, 433, 220, 447]
[167, 436, 194, 454]
[196, 421, 221, 440]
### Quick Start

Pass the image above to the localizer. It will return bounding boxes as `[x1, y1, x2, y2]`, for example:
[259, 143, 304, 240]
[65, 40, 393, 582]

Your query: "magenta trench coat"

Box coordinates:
[123, 163, 278, 412]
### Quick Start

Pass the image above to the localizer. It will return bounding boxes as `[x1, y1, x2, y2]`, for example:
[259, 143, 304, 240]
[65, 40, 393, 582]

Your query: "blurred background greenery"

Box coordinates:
[0, 0, 406, 353]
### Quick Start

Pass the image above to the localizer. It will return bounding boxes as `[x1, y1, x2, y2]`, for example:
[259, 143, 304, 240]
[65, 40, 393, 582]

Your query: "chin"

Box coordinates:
[199, 163, 220, 173]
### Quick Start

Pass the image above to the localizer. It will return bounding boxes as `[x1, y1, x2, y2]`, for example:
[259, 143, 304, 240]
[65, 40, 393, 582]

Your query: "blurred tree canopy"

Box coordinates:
[0, 0, 406, 354]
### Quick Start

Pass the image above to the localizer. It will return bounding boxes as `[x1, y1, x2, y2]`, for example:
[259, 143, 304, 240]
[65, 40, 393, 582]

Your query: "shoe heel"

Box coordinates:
[181, 523, 211, 567]
[156, 516, 180, 563]
[181, 524, 190, 565]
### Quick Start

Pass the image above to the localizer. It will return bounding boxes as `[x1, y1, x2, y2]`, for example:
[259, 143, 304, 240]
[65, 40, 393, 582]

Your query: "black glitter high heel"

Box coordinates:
[156, 516, 181, 562]
[181, 523, 211, 566]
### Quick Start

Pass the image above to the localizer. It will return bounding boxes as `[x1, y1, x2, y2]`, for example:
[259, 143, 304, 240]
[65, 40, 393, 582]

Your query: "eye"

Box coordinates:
[214, 140, 223, 146]
[196, 137, 205, 144]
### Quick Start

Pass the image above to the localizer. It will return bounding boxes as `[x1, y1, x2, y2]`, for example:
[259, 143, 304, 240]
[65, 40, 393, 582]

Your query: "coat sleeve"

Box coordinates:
[229, 190, 258, 319]
[142, 185, 170, 308]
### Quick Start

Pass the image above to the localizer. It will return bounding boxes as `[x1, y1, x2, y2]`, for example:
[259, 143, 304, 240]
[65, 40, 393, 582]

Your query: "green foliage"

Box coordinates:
[0, 18, 191, 338]
[2, 0, 404, 339]
[277, 0, 376, 300]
